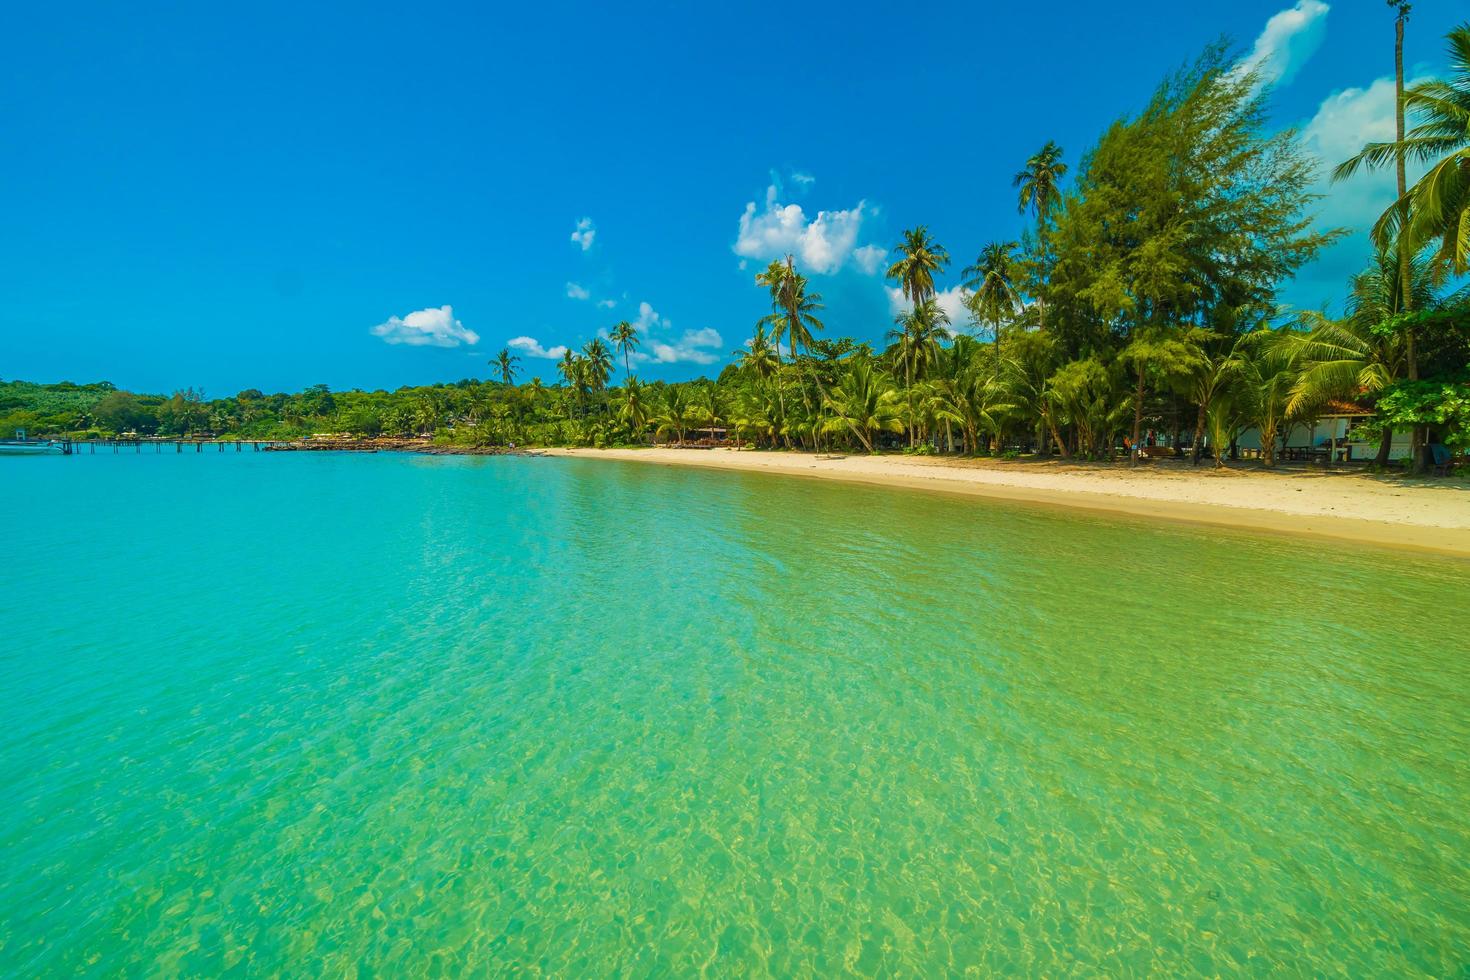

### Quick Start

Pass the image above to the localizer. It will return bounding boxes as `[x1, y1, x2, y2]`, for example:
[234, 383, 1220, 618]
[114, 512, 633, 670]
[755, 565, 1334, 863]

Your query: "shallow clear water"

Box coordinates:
[1, 451, 1466, 975]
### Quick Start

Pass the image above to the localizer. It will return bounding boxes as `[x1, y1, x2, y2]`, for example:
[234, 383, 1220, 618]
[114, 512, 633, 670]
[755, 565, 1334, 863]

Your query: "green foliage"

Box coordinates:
[1374, 377, 1470, 449]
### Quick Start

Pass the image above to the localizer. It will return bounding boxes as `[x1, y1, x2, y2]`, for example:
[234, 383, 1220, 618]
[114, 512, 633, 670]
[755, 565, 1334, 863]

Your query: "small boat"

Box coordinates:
[0, 429, 66, 456]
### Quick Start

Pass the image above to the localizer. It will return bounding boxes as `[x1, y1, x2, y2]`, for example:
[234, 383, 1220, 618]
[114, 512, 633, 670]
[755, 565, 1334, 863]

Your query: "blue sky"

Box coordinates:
[2, 0, 1464, 395]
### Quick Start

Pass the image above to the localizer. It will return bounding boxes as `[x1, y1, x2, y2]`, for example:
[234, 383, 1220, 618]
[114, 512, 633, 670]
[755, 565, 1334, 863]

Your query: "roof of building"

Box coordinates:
[1321, 399, 1374, 417]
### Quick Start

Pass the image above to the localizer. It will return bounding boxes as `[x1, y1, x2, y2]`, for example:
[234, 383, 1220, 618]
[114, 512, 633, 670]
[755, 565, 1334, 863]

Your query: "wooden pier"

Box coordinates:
[64, 439, 292, 455]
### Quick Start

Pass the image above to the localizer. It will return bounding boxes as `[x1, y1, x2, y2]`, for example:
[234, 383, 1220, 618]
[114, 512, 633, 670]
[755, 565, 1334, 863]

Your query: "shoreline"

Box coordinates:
[261, 438, 540, 456]
[545, 447, 1470, 558]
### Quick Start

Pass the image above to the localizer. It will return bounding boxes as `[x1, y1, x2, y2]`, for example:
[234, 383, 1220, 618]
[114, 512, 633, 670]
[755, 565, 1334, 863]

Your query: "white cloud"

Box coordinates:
[370, 305, 479, 347]
[1287, 73, 1434, 307]
[631, 327, 724, 366]
[1234, 1, 1330, 90]
[596, 298, 616, 309]
[734, 184, 871, 275]
[570, 217, 596, 251]
[507, 335, 569, 360]
[853, 244, 887, 276]
[633, 300, 664, 332]
[885, 285, 976, 332]
[791, 171, 815, 187]
[529, 297, 721, 370]
[597, 300, 724, 365]
[565, 281, 590, 300]
[1298, 75, 1430, 229]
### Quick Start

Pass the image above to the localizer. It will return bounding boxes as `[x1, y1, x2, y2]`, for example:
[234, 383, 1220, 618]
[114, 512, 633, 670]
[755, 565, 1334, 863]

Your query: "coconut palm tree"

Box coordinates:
[1288, 249, 1457, 463]
[1215, 328, 1302, 468]
[885, 227, 950, 308]
[1335, 24, 1470, 387]
[557, 349, 578, 388]
[618, 376, 651, 441]
[493, 348, 520, 386]
[609, 321, 639, 380]
[582, 338, 613, 391]
[926, 350, 1012, 455]
[1376, 23, 1470, 275]
[652, 385, 695, 445]
[886, 299, 952, 446]
[754, 259, 791, 362]
[962, 241, 1021, 354]
[691, 382, 728, 442]
[1013, 142, 1067, 328]
[557, 349, 584, 416]
[1284, 253, 1437, 464]
[736, 325, 780, 380]
[778, 273, 826, 362]
[756, 256, 826, 361]
[822, 360, 905, 452]
[1014, 142, 1068, 227]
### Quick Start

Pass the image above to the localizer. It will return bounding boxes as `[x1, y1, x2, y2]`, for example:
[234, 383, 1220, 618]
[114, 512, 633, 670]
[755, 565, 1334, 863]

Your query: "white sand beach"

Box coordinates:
[548, 447, 1470, 557]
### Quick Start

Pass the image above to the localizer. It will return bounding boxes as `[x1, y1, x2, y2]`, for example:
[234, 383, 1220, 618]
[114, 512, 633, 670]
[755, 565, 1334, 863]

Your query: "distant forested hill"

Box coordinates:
[0, 380, 117, 435]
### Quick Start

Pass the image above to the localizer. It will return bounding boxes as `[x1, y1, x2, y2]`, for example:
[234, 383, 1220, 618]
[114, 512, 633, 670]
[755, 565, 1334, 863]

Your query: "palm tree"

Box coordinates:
[736, 325, 780, 380]
[926, 348, 1012, 455]
[756, 256, 826, 361]
[1013, 142, 1067, 328]
[754, 260, 791, 362]
[1390, 2, 1414, 315]
[1285, 252, 1437, 464]
[582, 338, 613, 391]
[609, 321, 640, 380]
[1335, 23, 1470, 466]
[493, 348, 520, 386]
[1014, 142, 1068, 227]
[557, 349, 578, 388]
[886, 299, 952, 446]
[618, 376, 651, 441]
[692, 382, 727, 442]
[1222, 328, 1302, 468]
[780, 273, 826, 362]
[557, 349, 585, 416]
[652, 385, 695, 445]
[412, 393, 442, 436]
[885, 227, 950, 308]
[1358, 22, 1470, 275]
[962, 241, 1021, 355]
[822, 361, 905, 452]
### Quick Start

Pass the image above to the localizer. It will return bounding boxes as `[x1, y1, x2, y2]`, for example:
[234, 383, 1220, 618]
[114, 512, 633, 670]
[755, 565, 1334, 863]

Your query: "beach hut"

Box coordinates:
[1236, 400, 1414, 462]
[685, 427, 728, 448]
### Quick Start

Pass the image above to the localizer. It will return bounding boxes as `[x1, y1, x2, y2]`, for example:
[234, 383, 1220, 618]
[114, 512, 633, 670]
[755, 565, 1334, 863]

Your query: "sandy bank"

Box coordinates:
[545, 447, 1470, 557]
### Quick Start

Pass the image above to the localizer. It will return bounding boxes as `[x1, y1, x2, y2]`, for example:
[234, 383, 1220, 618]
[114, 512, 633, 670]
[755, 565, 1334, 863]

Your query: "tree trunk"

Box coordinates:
[1130, 370, 1146, 465]
[1191, 400, 1208, 465]
[907, 367, 915, 448]
[1375, 427, 1393, 467]
[1047, 415, 1069, 459]
[1393, 8, 1427, 473]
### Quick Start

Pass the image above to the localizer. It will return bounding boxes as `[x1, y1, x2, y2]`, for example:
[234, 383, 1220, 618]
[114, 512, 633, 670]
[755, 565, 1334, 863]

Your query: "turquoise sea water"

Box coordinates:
[1, 451, 1466, 975]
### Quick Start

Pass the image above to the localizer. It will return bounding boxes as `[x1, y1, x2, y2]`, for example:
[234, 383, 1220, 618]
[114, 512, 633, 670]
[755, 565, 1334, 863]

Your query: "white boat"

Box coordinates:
[0, 429, 66, 455]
